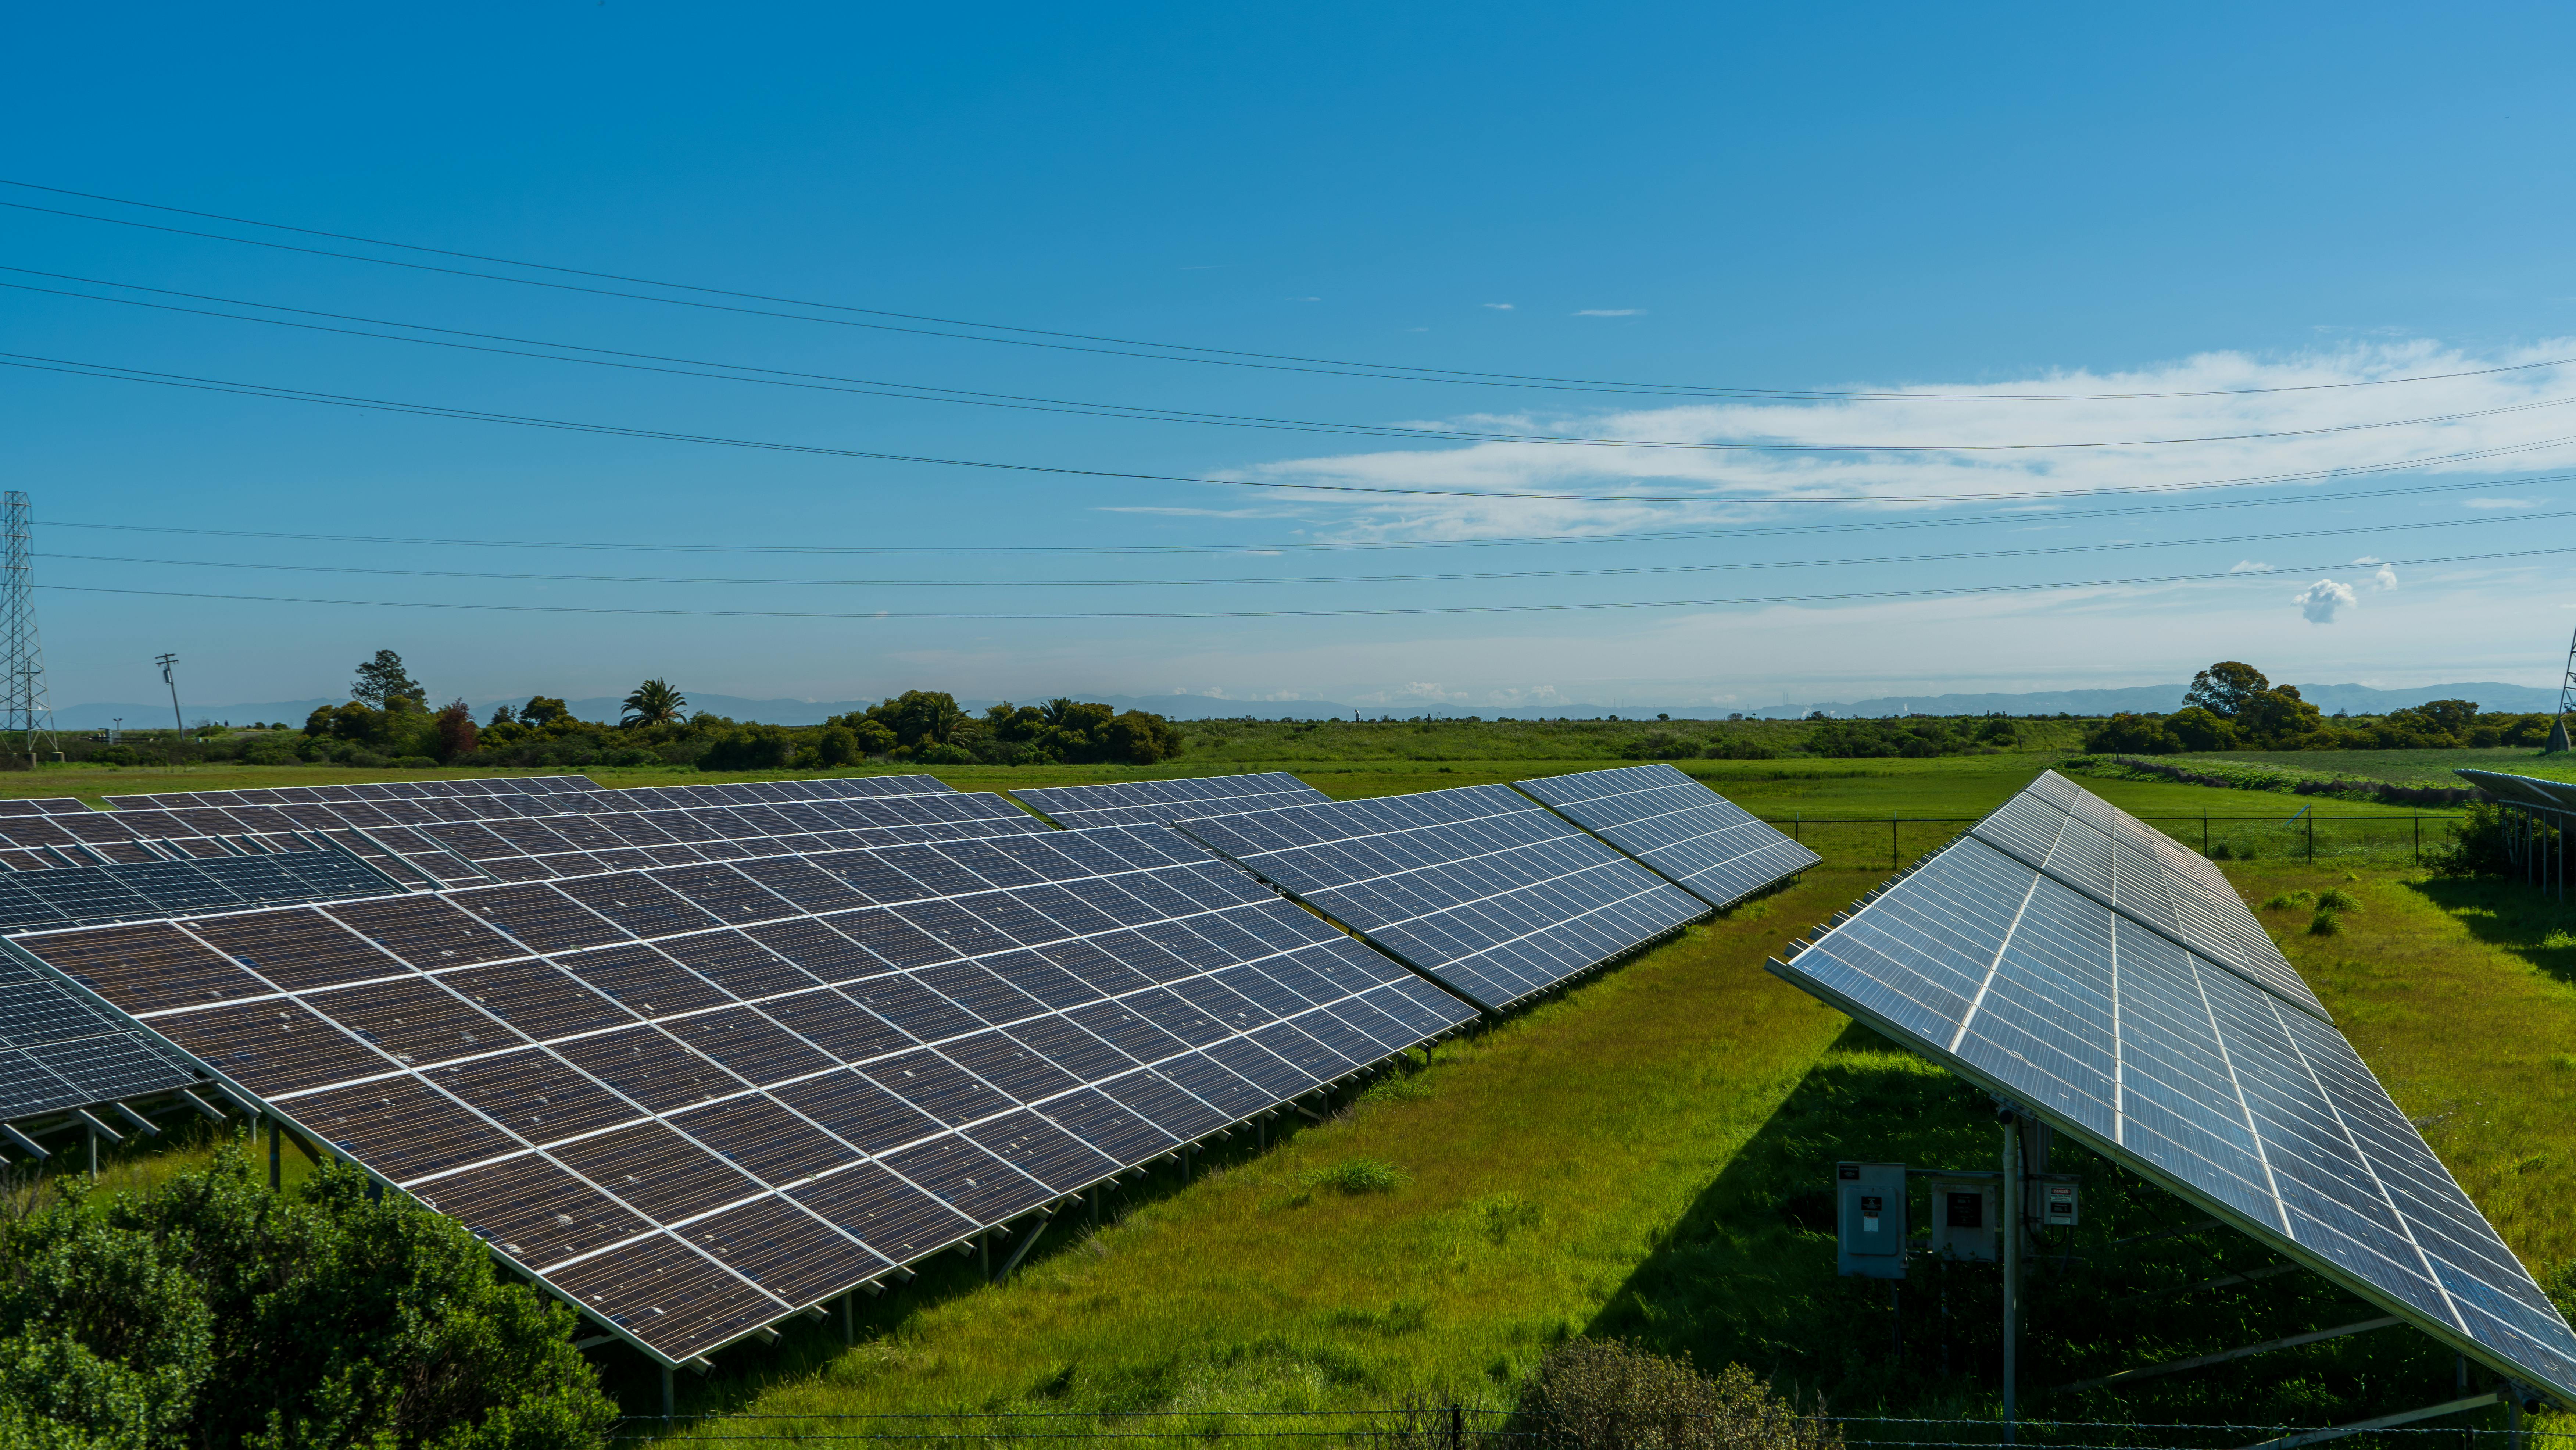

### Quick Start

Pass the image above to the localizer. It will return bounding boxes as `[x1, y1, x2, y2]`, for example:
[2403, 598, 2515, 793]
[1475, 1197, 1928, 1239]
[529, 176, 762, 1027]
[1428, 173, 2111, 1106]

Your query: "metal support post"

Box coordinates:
[2001, 1117, 2021, 1444]
[842, 1290, 854, 1346]
[661, 1365, 675, 1424]
[979, 1231, 991, 1282]
[268, 1118, 281, 1190]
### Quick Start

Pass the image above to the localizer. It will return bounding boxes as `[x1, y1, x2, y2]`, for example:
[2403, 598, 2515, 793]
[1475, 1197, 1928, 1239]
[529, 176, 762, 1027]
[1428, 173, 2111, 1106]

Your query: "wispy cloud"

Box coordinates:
[2465, 497, 2541, 508]
[1573, 308, 1644, 317]
[2297, 578, 2359, 623]
[1225, 336, 2576, 542]
[2230, 560, 2276, 573]
[2370, 563, 2400, 591]
[1482, 303, 1514, 311]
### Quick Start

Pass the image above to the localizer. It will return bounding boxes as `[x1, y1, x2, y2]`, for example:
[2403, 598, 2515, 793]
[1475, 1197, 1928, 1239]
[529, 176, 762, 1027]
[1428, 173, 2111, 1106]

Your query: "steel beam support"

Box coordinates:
[2235, 1391, 2501, 1450]
[2062, 1317, 2402, 1393]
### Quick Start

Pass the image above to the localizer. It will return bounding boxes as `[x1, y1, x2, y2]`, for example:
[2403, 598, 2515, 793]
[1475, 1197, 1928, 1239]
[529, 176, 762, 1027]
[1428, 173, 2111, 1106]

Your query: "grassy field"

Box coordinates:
[2164, 746, 2573, 789]
[14, 738, 2569, 1438]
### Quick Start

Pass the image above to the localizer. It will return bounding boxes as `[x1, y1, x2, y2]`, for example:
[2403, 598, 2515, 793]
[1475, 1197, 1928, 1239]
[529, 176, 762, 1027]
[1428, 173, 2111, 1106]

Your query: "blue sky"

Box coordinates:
[7, 3, 2576, 713]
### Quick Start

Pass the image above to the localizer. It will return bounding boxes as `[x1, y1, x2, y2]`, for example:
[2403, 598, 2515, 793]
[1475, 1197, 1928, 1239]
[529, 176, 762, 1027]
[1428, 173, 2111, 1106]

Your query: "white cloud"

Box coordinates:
[1573, 308, 1644, 317]
[2371, 563, 2400, 591]
[2465, 497, 2541, 508]
[1482, 303, 1514, 311]
[2296, 578, 2359, 623]
[1222, 336, 2576, 543]
[2353, 555, 2383, 564]
[2230, 560, 2276, 573]
[1288, 296, 1321, 302]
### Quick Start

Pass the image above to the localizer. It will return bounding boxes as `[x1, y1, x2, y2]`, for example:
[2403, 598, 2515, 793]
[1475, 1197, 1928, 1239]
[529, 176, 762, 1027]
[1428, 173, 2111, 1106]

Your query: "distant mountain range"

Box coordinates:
[49, 680, 2562, 731]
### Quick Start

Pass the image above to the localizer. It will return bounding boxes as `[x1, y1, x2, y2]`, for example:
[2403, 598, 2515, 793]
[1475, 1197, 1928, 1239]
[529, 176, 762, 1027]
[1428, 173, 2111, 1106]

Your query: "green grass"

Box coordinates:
[2167, 746, 2573, 788]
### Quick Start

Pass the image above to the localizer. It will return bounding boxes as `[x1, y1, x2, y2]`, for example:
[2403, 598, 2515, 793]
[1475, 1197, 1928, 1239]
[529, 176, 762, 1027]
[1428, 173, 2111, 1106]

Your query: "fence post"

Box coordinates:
[1449, 1403, 1465, 1450]
[2307, 813, 2314, 865]
[2415, 816, 2421, 864]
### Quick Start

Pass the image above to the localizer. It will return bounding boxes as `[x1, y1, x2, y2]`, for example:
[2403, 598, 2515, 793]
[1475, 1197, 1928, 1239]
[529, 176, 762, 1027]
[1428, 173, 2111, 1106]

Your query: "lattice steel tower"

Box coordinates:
[2552, 623, 2576, 753]
[1, 492, 54, 765]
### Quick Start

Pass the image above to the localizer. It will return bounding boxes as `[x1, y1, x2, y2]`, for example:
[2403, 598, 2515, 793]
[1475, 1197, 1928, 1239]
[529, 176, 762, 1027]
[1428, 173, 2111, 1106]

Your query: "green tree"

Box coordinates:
[2180, 661, 2270, 719]
[2237, 686, 2323, 746]
[865, 691, 969, 750]
[812, 725, 862, 767]
[486, 703, 518, 727]
[2165, 706, 2238, 751]
[619, 679, 687, 728]
[851, 719, 897, 754]
[2082, 713, 2183, 754]
[351, 650, 425, 710]
[520, 696, 570, 727]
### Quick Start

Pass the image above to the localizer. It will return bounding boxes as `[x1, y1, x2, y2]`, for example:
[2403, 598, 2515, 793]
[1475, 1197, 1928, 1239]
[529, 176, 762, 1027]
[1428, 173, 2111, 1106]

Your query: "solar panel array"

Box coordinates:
[11, 824, 1477, 1365]
[0, 849, 401, 1123]
[0, 782, 1042, 886]
[1767, 775, 2576, 1406]
[1514, 764, 1819, 911]
[2457, 768, 2576, 811]
[1013, 773, 1333, 831]
[1177, 783, 1707, 1012]
[1969, 770, 2324, 1017]
[107, 774, 608, 810]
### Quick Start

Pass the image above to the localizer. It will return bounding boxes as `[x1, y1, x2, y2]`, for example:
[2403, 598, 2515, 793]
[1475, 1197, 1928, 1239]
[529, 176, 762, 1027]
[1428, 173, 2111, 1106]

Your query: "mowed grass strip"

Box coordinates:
[628, 877, 1854, 1431]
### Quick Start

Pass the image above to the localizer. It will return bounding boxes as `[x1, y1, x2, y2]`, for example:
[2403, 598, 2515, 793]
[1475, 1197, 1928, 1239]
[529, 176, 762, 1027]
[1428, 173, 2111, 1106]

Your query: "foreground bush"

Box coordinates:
[1519, 1339, 1842, 1450]
[0, 1143, 614, 1450]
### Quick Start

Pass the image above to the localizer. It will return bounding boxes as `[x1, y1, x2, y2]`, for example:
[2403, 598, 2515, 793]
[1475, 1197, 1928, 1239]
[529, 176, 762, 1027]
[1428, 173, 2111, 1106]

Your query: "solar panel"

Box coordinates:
[106, 775, 607, 810]
[1515, 764, 1820, 911]
[11, 824, 1476, 1367]
[603, 776, 956, 810]
[1013, 773, 1332, 831]
[1767, 793, 2576, 1406]
[1176, 783, 1708, 1013]
[2457, 769, 2576, 811]
[10, 790, 1044, 891]
[0, 848, 406, 1127]
[1969, 771, 2323, 1017]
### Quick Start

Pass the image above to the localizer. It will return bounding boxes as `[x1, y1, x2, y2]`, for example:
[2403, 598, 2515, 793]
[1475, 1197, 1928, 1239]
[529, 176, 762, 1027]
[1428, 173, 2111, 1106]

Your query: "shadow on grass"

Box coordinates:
[588, 1086, 1362, 1422]
[1579, 1024, 2485, 1434]
[2409, 875, 2576, 987]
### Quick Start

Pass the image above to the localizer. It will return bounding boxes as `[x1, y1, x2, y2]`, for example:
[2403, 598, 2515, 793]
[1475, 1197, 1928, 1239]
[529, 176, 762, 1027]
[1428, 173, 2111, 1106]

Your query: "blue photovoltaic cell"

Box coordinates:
[1178, 783, 1707, 1012]
[1767, 786, 2576, 1406]
[1969, 771, 2322, 1016]
[1515, 764, 1819, 911]
[1013, 773, 1332, 831]
[10, 822, 1475, 1366]
[2457, 769, 2576, 812]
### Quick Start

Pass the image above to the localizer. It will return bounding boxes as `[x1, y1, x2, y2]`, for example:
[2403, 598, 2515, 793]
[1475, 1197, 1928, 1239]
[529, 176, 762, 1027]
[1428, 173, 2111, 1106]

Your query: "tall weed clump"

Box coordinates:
[1517, 1339, 1841, 1450]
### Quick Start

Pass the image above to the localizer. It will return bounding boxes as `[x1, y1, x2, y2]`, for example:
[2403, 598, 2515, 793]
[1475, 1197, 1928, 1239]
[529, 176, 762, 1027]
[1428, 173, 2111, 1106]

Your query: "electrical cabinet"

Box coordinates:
[1926, 1174, 1999, 1262]
[2040, 1179, 2079, 1228]
[1834, 1161, 1907, 1279]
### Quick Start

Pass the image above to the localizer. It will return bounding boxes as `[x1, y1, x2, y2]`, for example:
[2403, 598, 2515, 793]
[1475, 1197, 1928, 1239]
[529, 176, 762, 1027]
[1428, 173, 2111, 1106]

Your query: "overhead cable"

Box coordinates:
[38, 543, 2566, 620]
[11, 352, 2576, 505]
[6, 178, 2568, 404]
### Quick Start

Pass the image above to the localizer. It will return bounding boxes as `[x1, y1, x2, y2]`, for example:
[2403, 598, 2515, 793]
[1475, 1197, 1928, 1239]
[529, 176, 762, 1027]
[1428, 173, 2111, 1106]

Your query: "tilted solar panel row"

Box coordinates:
[1177, 783, 1707, 1013]
[2456, 768, 2576, 811]
[10, 823, 1477, 1365]
[108, 774, 607, 811]
[0, 848, 408, 1124]
[605, 776, 955, 810]
[1514, 764, 1819, 911]
[1974, 770, 2323, 1017]
[1012, 772, 1332, 831]
[1768, 793, 2576, 1406]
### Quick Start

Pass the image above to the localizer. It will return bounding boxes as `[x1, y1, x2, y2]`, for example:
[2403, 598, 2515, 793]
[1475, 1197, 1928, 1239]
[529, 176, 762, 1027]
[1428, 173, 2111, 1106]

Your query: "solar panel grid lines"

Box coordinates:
[2456, 769, 2576, 812]
[1011, 773, 1332, 831]
[0, 940, 198, 1122]
[1965, 772, 2328, 1020]
[10, 822, 1476, 1365]
[1765, 812, 2576, 1406]
[103, 775, 609, 811]
[1512, 764, 1821, 912]
[1174, 782, 1708, 1013]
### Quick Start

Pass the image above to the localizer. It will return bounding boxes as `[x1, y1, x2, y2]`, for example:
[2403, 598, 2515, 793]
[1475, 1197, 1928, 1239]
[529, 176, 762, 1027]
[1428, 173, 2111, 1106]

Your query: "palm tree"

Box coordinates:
[621, 678, 687, 728]
[1040, 697, 1078, 728]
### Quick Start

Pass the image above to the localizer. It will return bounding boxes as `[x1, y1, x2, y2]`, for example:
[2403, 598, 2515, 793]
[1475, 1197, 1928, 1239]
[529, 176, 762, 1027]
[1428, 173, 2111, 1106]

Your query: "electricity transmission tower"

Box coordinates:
[2552, 625, 2576, 753]
[0, 492, 54, 768]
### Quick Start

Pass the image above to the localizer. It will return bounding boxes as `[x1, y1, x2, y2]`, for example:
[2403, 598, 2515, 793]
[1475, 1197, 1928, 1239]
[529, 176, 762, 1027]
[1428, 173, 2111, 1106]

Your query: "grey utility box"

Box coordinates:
[2039, 1178, 2079, 1229]
[1835, 1161, 1908, 1279]
[1926, 1174, 1999, 1262]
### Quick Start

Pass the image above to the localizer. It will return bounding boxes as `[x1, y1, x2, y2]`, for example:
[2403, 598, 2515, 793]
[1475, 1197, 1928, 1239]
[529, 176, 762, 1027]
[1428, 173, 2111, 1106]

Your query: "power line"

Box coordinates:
[33, 508, 2559, 588]
[15, 272, 2576, 454]
[36, 542, 2566, 620]
[12, 351, 2576, 505]
[36, 473, 2569, 556]
[7, 178, 2569, 404]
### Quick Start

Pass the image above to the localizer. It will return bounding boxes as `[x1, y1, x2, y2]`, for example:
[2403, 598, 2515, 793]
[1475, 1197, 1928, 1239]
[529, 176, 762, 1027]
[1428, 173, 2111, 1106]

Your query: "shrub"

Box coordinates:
[2316, 888, 2361, 913]
[2081, 713, 2182, 754]
[1704, 736, 1778, 761]
[1621, 732, 1697, 760]
[2426, 803, 2516, 878]
[2308, 908, 2342, 936]
[1300, 1158, 1408, 1194]
[1518, 1339, 1842, 1450]
[914, 740, 976, 766]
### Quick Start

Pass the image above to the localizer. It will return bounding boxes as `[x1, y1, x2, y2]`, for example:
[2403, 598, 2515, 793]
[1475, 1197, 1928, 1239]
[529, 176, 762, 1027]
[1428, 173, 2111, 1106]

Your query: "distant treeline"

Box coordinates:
[2079, 660, 2559, 755]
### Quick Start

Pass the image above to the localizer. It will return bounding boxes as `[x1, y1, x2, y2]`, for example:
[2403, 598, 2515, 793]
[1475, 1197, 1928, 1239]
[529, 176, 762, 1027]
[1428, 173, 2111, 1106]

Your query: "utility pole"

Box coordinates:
[0, 492, 55, 768]
[156, 653, 183, 769]
[2552, 624, 2576, 753]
